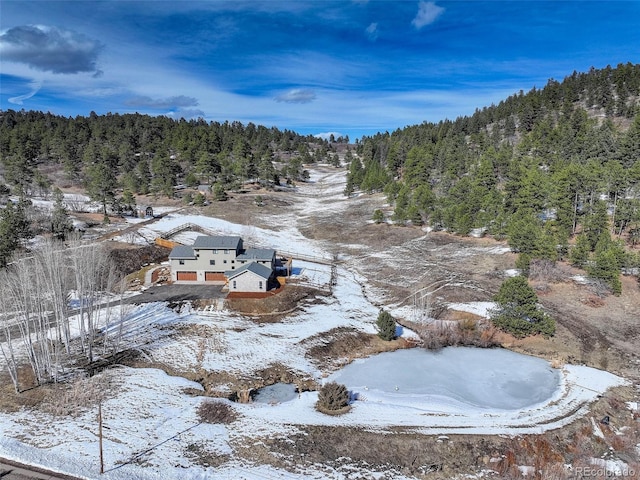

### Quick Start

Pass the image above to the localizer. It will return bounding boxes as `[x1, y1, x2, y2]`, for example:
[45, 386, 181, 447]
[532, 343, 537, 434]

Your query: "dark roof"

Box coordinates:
[226, 262, 272, 280]
[193, 235, 243, 250]
[169, 245, 196, 259]
[236, 248, 276, 261]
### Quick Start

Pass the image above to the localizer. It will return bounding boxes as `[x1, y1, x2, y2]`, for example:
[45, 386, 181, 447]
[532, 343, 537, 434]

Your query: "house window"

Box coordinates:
[232, 280, 236, 289]
[223, 259, 227, 264]
[224, 249, 229, 254]
[179, 260, 184, 265]
[212, 249, 218, 254]
[232, 260, 235, 264]
[209, 259, 215, 265]
[259, 281, 263, 290]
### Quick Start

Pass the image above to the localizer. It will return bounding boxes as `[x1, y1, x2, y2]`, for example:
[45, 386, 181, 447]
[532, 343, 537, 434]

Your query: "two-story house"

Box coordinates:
[169, 235, 244, 282]
[169, 236, 277, 292]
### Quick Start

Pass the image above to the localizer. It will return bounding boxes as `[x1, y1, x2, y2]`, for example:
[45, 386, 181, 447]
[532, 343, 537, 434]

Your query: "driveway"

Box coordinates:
[125, 283, 226, 304]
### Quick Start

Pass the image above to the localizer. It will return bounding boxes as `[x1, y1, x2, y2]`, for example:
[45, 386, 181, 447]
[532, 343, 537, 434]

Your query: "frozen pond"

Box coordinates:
[253, 383, 297, 404]
[330, 347, 560, 410]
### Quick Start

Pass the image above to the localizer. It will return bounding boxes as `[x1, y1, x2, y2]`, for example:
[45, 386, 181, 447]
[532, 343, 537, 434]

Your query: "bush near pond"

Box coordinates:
[376, 309, 396, 341]
[316, 382, 350, 415]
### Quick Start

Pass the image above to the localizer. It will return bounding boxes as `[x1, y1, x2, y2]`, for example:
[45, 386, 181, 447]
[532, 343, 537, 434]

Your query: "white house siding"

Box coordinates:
[170, 250, 241, 282]
[228, 270, 268, 292]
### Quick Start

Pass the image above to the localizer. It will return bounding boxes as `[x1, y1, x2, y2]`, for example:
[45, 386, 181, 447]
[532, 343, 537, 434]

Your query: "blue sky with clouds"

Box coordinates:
[1, 1, 638, 140]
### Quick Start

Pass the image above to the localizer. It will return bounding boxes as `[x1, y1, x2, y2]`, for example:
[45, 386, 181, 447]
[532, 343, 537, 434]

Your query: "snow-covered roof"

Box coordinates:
[226, 262, 272, 280]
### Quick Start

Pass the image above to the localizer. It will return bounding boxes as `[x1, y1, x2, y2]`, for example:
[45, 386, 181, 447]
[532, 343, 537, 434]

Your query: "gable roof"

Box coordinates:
[193, 235, 242, 250]
[169, 245, 196, 259]
[236, 248, 276, 262]
[226, 262, 272, 280]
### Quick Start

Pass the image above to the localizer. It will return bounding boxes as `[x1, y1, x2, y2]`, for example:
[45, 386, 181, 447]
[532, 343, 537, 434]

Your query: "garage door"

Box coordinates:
[177, 271, 197, 281]
[205, 272, 225, 281]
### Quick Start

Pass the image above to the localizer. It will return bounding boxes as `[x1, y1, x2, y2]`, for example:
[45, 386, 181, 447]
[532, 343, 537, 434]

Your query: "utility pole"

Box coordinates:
[98, 402, 104, 474]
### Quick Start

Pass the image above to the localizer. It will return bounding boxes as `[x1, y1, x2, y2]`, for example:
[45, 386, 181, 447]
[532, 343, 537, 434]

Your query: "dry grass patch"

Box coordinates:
[184, 442, 231, 468]
[0, 369, 49, 413]
[304, 327, 413, 371]
[197, 400, 238, 424]
[415, 318, 500, 350]
[226, 285, 326, 319]
[250, 426, 506, 478]
[41, 372, 115, 417]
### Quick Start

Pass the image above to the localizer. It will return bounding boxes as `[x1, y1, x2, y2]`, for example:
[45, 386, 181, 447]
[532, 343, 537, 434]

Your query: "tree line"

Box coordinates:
[0, 111, 349, 261]
[0, 110, 340, 207]
[347, 63, 640, 295]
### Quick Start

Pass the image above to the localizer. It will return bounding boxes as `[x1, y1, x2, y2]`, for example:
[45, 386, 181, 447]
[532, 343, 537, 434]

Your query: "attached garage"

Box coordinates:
[176, 271, 197, 281]
[205, 272, 226, 282]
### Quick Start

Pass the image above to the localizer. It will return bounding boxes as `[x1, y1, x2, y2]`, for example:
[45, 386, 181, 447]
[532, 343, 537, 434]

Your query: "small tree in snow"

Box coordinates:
[376, 309, 396, 341]
[316, 382, 350, 414]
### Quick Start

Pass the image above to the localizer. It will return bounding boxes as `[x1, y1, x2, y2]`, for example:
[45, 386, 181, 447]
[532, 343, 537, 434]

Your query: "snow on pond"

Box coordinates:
[330, 347, 560, 410]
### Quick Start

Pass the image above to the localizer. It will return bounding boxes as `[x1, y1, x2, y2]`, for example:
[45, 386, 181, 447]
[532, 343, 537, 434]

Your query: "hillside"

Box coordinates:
[0, 65, 639, 479]
[0, 163, 638, 479]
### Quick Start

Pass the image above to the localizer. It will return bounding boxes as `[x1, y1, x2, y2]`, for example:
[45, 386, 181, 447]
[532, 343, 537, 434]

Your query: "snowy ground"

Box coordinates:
[0, 167, 631, 479]
[0, 263, 626, 480]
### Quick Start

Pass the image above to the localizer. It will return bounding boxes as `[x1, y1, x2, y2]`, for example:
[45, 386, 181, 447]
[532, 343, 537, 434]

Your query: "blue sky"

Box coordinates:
[1, 1, 638, 140]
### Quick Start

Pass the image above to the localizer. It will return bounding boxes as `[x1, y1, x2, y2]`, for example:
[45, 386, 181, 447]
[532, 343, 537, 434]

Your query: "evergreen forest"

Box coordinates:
[1, 63, 640, 293]
[347, 63, 640, 294]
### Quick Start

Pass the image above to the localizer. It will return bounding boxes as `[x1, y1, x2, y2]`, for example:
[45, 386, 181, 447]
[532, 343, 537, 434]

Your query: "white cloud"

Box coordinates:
[365, 22, 379, 41]
[412, 1, 445, 29]
[124, 95, 199, 109]
[274, 88, 317, 104]
[165, 109, 206, 120]
[314, 131, 344, 140]
[8, 79, 42, 105]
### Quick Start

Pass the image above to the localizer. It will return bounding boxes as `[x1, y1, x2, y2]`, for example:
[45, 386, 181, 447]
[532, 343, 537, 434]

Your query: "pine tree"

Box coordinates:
[570, 233, 591, 268]
[50, 188, 73, 240]
[490, 276, 556, 337]
[0, 200, 30, 267]
[376, 310, 396, 341]
[589, 247, 622, 295]
[213, 183, 228, 201]
[85, 162, 117, 215]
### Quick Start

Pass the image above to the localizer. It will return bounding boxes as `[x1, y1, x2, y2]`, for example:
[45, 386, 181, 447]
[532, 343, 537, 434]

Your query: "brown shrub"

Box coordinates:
[529, 259, 570, 283]
[197, 400, 237, 424]
[419, 320, 499, 350]
[316, 382, 350, 414]
[583, 295, 605, 308]
[42, 373, 112, 417]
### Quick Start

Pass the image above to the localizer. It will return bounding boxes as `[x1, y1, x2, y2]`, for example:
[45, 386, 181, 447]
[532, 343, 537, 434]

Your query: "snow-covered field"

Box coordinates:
[0, 264, 626, 479]
[0, 167, 631, 479]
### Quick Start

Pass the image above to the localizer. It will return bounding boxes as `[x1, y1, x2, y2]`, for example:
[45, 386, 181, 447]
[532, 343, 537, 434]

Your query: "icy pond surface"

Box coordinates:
[330, 347, 560, 410]
[253, 383, 298, 404]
